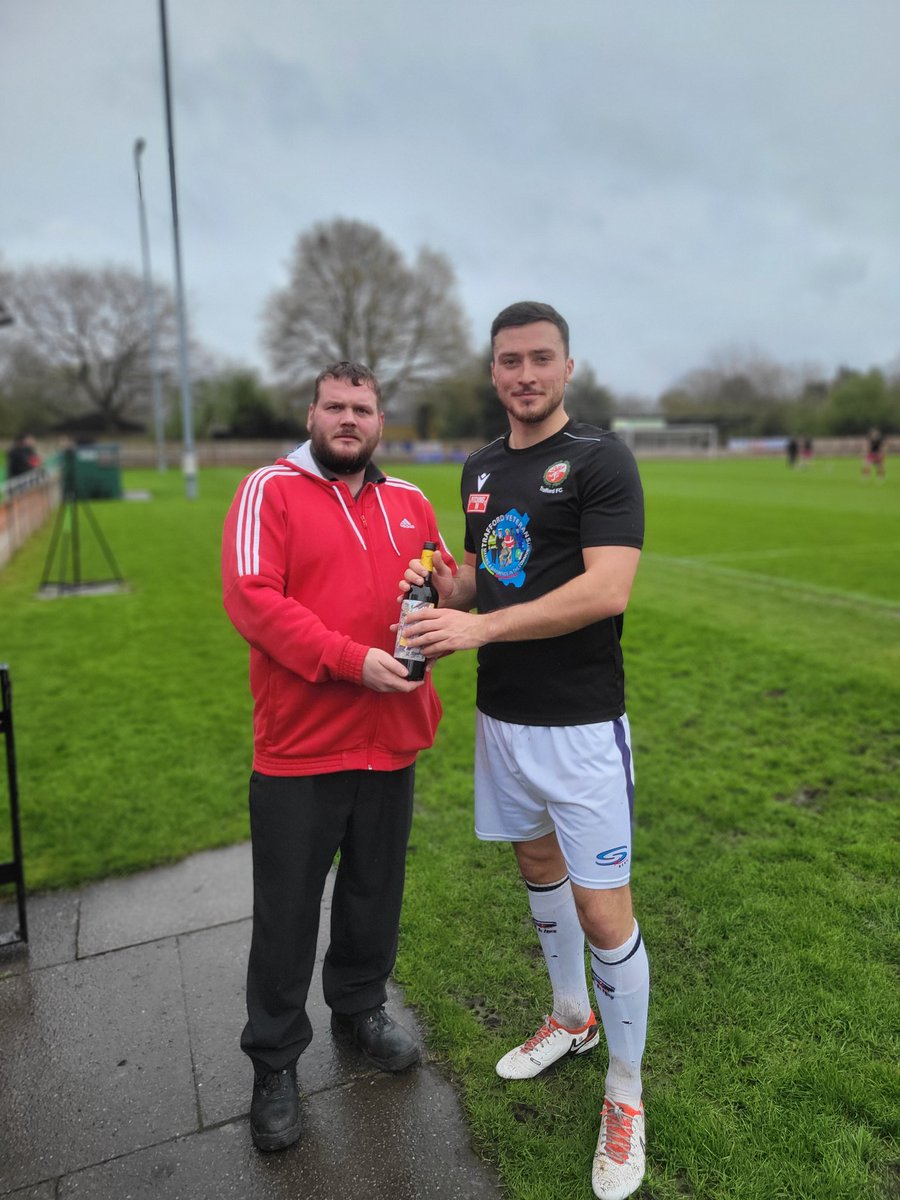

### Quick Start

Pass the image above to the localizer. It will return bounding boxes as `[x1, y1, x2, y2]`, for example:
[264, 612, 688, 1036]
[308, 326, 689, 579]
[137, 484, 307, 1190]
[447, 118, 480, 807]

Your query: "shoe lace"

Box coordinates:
[522, 1017, 557, 1052]
[260, 1068, 291, 1097]
[600, 1101, 636, 1165]
[365, 1007, 390, 1033]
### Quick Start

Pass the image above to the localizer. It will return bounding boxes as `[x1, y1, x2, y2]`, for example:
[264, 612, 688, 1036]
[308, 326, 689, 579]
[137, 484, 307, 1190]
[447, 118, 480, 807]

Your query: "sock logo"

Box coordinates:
[592, 971, 616, 999]
[532, 919, 557, 935]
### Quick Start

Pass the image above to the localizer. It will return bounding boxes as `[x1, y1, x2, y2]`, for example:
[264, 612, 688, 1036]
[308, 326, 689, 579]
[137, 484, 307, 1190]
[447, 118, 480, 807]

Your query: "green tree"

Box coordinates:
[425, 350, 505, 442]
[565, 363, 615, 428]
[661, 350, 803, 439]
[191, 370, 303, 439]
[422, 352, 621, 443]
[791, 379, 831, 437]
[0, 343, 68, 437]
[824, 368, 897, 435]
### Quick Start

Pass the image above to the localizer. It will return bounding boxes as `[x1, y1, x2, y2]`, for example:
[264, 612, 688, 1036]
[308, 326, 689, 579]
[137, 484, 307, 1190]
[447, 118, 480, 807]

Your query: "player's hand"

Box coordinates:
[398, 550, 454, 604]
[389, 620, 453, 663]
[400, 605, 488, 655]
[361, 647, 425, 692]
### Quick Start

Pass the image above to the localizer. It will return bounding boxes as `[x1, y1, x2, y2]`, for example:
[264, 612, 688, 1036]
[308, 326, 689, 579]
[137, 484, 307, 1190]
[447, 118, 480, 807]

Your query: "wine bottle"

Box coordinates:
[394, 542, 438, 681]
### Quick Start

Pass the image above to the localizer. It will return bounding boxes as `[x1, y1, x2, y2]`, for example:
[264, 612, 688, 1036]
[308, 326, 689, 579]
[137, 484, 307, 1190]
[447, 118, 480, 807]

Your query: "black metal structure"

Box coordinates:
[0, 665, 28, 946]
[39, 448, 124, 595]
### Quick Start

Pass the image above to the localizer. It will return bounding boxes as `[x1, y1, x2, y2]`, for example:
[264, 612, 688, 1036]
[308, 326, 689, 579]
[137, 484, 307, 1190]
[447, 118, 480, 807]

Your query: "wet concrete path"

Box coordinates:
[0, 843, 502, 1199]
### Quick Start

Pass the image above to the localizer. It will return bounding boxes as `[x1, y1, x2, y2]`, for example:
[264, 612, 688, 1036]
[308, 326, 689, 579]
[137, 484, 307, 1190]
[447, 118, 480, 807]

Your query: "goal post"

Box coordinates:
[613, 422, 718, 458]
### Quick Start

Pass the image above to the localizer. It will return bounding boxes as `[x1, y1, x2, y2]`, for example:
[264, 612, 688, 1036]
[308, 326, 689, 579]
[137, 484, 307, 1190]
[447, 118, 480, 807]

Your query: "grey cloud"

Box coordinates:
[2, 0, 898, 397]
[807, 252, 869, 297]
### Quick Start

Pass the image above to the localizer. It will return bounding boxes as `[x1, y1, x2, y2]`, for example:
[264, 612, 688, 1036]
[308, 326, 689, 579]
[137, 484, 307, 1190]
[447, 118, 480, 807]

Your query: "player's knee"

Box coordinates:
[514, 835, 565, 885]
[575, 886, 634, 949]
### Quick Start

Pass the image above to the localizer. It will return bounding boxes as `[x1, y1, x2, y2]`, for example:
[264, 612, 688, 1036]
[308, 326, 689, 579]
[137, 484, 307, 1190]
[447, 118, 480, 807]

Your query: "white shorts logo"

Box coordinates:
[595, 845, 629, 867]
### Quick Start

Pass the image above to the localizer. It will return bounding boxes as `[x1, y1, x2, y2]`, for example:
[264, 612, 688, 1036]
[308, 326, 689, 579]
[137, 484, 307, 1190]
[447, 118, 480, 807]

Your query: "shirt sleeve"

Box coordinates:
[579, 436, 645, 550]
[461, 458, 477, 555]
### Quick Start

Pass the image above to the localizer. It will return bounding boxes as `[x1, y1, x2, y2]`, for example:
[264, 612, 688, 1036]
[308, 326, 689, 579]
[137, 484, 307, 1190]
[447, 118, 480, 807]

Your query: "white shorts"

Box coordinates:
[474, 710, 635, 890]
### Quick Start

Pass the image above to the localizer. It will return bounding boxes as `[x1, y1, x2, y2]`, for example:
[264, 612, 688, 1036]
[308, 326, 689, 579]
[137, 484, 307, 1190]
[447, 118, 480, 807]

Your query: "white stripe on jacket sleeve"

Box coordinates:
[234, 467, 293, 576]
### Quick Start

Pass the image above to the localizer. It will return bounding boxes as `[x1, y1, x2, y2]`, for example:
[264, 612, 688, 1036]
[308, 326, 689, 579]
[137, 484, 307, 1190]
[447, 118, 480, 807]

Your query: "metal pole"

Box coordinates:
[133, 138, 167, 473]
[0, 665, 28, 946]
[158, 0, 197, 499]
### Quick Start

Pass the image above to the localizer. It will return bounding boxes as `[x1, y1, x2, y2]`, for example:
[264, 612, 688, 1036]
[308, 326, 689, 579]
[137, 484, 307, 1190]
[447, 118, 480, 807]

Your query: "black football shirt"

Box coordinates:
[461, 421, 644, 725]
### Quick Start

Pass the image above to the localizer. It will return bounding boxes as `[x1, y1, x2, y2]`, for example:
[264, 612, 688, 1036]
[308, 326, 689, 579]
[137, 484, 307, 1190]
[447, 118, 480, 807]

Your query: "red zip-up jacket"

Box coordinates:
[222, 443, 456, 776]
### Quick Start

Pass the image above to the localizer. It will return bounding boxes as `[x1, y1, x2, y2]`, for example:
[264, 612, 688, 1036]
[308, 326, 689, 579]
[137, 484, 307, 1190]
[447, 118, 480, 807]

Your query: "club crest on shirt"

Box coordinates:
[467, 492, 489, 513]
[541, 459, 570, 494]
[480, 509, 531, 588]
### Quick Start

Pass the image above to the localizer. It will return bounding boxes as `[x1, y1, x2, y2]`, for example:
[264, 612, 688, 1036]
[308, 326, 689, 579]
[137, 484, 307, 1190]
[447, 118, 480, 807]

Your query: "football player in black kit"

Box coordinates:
[862, 427, 886, 481]
[402, 301, 649, 1200]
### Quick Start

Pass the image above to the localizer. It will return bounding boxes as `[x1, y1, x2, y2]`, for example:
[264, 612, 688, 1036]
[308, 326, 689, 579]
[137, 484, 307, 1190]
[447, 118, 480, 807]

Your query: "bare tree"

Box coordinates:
[660, 345, 829, 438]
[565, 363, 616, 428]
[0, 263, 179, 431]
[262, 219, 471, 406]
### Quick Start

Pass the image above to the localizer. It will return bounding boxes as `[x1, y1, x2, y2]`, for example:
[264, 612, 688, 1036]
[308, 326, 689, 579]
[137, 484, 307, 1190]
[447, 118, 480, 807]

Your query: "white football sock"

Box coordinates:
[525, 876, 592, 1030]
[589, 921, 649, 1107]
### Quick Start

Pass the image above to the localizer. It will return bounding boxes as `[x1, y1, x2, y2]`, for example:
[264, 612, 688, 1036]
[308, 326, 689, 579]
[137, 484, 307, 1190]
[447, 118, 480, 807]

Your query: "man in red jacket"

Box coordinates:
[222, 361, 455, 1153]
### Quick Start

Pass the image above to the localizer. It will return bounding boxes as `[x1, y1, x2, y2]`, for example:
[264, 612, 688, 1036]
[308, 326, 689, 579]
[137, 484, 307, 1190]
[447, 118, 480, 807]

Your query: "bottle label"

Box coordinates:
[395, 598, 434, 659]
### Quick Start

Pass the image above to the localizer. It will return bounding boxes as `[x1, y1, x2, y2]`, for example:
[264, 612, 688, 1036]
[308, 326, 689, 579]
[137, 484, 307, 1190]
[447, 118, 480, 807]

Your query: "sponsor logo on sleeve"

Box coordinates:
[467, 493, 489, 513]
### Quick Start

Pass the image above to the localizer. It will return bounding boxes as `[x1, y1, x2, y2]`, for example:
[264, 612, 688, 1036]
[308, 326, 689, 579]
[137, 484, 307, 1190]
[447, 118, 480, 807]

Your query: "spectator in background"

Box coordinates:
[800, 437, 814, 468]
[6, 434, 41, 479]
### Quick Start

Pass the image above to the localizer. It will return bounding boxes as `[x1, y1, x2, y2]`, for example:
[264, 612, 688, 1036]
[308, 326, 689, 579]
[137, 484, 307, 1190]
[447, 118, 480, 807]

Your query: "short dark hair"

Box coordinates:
[490, 301, 570, 356]
[313, 361, 382, 407]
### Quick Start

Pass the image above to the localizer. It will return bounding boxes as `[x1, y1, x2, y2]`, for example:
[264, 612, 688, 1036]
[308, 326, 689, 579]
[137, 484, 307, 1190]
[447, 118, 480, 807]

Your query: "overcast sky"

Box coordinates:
[3, 1, 898, 399]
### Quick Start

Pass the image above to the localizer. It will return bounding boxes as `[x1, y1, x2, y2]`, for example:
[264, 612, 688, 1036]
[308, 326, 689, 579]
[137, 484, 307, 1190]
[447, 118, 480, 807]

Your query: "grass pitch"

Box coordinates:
[1, 454, 897, 1199]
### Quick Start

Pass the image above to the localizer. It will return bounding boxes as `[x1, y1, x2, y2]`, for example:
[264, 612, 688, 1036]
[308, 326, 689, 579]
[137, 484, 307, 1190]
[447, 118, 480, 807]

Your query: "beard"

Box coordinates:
[501, 387, 566, 425]
[309, 427, 379, 476]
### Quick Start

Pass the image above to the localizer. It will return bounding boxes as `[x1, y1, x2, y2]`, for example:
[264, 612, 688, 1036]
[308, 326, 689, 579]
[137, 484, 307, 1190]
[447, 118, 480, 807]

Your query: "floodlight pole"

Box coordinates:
[133, 138, 167, 473]
[158, 0, 198, 499]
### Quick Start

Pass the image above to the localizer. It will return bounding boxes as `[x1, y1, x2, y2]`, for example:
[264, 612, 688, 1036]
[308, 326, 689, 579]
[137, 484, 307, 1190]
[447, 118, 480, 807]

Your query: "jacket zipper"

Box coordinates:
[350, 482, 381, 766]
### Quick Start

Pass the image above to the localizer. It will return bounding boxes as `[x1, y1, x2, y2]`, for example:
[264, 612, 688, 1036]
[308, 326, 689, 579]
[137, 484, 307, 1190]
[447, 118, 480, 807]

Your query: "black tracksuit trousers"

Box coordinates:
[240, 765, 415, 1077]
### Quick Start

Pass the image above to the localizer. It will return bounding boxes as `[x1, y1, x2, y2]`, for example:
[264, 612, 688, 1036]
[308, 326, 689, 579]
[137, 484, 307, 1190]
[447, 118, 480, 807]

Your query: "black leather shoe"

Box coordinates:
[331, 1006, 420, 1072]
[250, 1065, 301, 1151]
